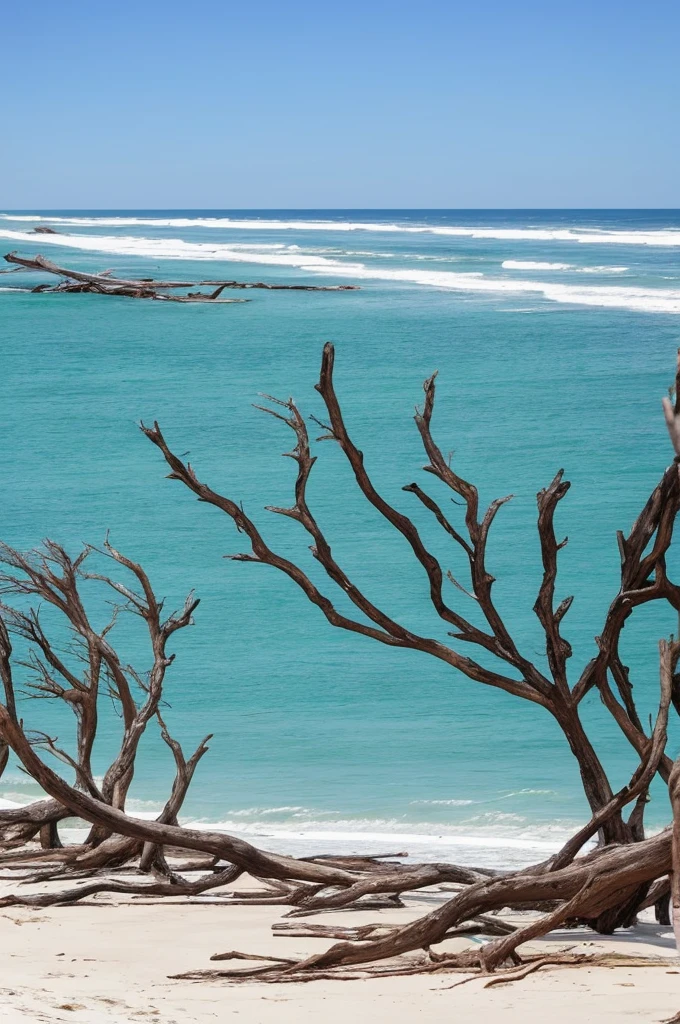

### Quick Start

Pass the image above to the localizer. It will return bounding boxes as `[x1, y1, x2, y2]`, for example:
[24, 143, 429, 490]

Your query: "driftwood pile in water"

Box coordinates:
[1, 347, 680, 992]
[2, 252, 359, 303]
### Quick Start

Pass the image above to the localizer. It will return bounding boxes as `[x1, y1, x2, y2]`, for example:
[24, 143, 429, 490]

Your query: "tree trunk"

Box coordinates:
[670, 758, 680, 950]
[39, 819, 63, 849]
[552, 702, 649, 932]
[555, 703, 632, 846]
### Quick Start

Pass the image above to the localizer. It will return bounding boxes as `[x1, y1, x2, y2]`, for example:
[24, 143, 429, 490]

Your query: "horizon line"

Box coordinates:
[3, 207, 680, 213]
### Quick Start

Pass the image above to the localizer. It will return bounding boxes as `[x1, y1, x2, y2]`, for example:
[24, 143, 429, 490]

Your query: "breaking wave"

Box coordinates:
[2, 227, 678, 313]
[502, 260, 573, 270]
[2, 786, 585, 868]
[581, 265, 630, 273]
[175, 814, 588, 868]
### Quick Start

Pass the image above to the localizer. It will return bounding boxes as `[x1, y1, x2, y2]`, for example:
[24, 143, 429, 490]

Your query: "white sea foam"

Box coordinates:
[222, 805, 311, 817]
[0, 787, 582, 868]
[187, 820, 567, 851]
[3, 213, 680, 246]
[189, 820, 595, 869]
[502, 260, 574, 271]
[2, 228, 678, 312]
[502, 260, 630, 273]
[581, 265, 629, 273]
[57, 815, 582, 868]
[501, 789, 559, 797]
[56, 811, 579, 854]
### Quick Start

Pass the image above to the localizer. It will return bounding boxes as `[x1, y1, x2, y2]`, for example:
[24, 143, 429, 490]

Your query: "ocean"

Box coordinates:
[1, 209, 679, 870]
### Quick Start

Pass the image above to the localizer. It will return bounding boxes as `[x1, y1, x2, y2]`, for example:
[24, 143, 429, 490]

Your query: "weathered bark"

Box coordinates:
[550, 644, 673, 874]
[183, 830, 673, 982]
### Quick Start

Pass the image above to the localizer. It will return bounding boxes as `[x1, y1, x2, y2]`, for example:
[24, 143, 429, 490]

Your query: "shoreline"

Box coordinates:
[2, 795, 591, 872]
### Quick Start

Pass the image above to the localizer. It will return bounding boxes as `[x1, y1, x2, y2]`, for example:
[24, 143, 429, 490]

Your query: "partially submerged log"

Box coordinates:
[2, 252, 359, 303]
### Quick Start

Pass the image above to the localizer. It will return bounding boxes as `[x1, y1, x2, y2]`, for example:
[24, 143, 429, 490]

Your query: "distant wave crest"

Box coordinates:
[3, 213, 680, 246]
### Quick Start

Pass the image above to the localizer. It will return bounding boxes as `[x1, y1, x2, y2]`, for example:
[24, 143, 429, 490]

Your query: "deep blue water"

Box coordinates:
[1, 209, 679, 866]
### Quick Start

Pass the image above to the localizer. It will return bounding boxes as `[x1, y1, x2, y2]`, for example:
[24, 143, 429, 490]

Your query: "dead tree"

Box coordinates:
[2, 253, 359, 302]
[139, 344, 680, 930]
[0, 539, 205, 871]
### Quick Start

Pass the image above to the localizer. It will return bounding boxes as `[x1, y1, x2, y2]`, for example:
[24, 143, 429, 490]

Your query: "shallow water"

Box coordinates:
[1, 209, 679, 865]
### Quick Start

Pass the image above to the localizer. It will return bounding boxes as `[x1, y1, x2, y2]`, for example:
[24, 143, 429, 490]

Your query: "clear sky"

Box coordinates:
[2, 0, 678, 208]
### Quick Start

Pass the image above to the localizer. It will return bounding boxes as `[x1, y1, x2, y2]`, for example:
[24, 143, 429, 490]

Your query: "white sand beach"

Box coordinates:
[1, 877, 678, 1024]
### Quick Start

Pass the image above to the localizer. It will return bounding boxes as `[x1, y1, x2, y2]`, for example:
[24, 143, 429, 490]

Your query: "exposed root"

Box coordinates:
[172, 950, 672, 985]
[0, 864, 243, 908]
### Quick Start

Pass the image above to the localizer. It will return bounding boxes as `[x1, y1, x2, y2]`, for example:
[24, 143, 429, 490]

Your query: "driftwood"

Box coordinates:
[2, 347, 680, 988]
[171, 951, 673, 985]
[2, 253, 359, 303]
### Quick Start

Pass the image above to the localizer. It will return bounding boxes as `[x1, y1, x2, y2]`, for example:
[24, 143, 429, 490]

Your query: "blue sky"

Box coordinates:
[2, 0, 678, 207]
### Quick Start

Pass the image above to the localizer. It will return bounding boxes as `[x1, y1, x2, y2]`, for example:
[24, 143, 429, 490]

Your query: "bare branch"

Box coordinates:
[534, 470, 573, 692]
[142, 415, 546, 705]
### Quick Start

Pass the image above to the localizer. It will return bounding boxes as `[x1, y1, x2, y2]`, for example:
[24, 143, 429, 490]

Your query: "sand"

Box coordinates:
[1, 882, 679, 1024]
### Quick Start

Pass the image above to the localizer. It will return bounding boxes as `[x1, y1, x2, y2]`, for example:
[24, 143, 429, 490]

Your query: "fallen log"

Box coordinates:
[2, 252, 359, 302]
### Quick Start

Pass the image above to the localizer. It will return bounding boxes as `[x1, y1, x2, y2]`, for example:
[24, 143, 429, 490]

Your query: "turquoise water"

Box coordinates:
[1, 209, 680, 867]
